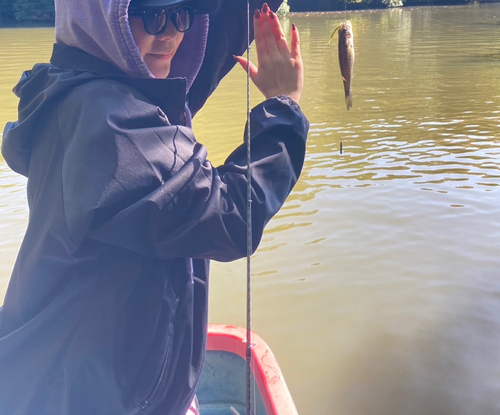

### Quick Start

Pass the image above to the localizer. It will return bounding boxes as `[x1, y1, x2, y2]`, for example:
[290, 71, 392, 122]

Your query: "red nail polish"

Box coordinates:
[255, 9, 260, 18]
[292, 23, 296, 31]
[270, 12, 275, 20]
[262, 3, 269, 13]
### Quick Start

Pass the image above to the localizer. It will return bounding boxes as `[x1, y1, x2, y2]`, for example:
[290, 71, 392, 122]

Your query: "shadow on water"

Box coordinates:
[322, 296, 500, 415]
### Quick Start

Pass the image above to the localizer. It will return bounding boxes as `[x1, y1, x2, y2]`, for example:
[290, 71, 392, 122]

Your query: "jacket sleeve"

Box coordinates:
[59, 83, 308, 262]
[188, 0, 284, 115]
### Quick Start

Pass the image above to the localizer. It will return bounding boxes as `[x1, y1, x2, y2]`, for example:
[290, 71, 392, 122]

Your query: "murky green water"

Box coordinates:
[1, 5, 500, 414]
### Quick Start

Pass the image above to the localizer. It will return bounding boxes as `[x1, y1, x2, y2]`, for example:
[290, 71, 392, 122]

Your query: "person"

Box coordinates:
[0, 0, 308, 413]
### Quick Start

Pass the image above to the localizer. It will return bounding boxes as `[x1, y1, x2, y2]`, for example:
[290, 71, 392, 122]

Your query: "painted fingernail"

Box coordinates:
[262, 3, 269, 13]
[255, 9, 260, 18]
[292, 23, 296, 31]
[270, 12, 275, 20]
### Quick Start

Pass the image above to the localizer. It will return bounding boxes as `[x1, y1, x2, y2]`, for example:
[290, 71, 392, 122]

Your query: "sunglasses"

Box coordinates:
[128, 5, 195, 35]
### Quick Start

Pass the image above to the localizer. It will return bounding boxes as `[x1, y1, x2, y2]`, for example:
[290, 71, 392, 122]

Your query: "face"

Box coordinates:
[129, 15, 184, 78]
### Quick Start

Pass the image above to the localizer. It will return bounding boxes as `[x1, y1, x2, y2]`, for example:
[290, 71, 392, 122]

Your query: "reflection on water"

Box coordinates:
[1, 5, 500, 415]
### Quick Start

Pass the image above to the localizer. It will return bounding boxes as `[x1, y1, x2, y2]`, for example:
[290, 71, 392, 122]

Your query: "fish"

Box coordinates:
[329, 21, 355, 110]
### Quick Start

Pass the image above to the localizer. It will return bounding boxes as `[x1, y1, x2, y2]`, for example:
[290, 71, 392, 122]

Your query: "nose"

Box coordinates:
[155, 19, 179, 40]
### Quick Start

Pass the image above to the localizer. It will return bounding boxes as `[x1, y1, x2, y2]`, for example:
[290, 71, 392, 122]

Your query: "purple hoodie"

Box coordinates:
[54, 0, 209, 90]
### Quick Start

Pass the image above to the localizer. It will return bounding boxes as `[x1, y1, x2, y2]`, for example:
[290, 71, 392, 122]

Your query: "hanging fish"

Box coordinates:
[329, 20, 355, 110]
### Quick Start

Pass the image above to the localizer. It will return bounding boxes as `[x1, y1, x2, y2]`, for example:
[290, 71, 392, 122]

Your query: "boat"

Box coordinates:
[197, 324, 298, 415]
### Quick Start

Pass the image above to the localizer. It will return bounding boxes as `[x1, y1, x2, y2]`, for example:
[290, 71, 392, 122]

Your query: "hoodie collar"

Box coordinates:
[50, 42, 125, 77]
[50, 43, 188, 125]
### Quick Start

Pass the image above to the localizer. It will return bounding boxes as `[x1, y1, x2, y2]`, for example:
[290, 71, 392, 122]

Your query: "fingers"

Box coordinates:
[254, 4, 290, 59]
[253, 9, 267, 64]
[233, 55, 258, 79]
[260, 6, 280, 57]
[269, 11, 290, 56]
[290, 23, 301, 61]
[236, 4, 303, 103]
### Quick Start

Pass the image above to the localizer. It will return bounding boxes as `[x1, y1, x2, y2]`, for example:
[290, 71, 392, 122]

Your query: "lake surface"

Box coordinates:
[1, 4, 500, 414]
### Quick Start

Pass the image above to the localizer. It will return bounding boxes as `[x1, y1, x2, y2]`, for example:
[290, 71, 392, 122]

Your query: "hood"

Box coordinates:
[2, 0, 213, 178]
[54, 0, 209, 89]
[1, 65, 105, 177]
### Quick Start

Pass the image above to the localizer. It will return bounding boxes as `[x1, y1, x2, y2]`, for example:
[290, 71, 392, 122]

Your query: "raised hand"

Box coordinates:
[234, 3, 303, 104]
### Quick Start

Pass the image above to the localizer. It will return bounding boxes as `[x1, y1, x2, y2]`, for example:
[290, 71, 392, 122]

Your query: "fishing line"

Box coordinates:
[245, 1, 254, 415]
[339, 31, 344, 155]
[340, 0, 347, 154]
[340, 79, 343, 155]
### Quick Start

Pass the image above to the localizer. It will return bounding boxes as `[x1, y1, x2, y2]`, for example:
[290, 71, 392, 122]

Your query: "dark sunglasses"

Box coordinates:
[128, 5, 195, 35]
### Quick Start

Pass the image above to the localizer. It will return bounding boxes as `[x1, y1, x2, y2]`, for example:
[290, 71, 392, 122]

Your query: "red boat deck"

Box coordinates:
[203, 324, 298, 415]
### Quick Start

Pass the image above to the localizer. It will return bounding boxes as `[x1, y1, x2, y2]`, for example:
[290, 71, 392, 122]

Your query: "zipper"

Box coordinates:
[139, 322, 174, 413]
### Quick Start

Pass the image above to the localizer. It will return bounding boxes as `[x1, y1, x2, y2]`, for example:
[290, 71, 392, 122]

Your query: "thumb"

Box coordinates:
[233, 55, 258, 79]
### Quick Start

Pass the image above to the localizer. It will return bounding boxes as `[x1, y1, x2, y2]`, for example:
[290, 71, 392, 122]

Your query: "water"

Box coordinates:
[1, 5, 500, 414]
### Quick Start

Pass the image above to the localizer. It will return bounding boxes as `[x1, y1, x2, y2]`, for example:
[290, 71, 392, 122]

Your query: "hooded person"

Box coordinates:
[0, 0, 308, 414]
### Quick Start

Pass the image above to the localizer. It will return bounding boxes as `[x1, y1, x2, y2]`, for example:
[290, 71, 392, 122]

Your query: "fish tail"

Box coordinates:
[345, 92, 352, 110]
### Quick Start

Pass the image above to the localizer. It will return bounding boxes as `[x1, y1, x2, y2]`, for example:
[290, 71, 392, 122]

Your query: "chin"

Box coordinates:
[145, 59, 171, 79]
[151, 67, 170, 79]
[154, 71, 170, 79]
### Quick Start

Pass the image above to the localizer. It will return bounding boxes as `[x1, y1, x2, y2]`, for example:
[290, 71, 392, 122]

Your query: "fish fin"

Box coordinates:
[328, 26, 340, 45]
[345, 92, 352, 111]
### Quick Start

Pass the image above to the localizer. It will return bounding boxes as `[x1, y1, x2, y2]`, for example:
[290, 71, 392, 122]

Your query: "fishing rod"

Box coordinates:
[245, 1, 254, 414]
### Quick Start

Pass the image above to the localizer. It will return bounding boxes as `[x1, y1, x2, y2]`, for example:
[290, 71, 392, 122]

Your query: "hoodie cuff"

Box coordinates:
[248, 95, 309, 146]
[273, 95, 301, 111]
